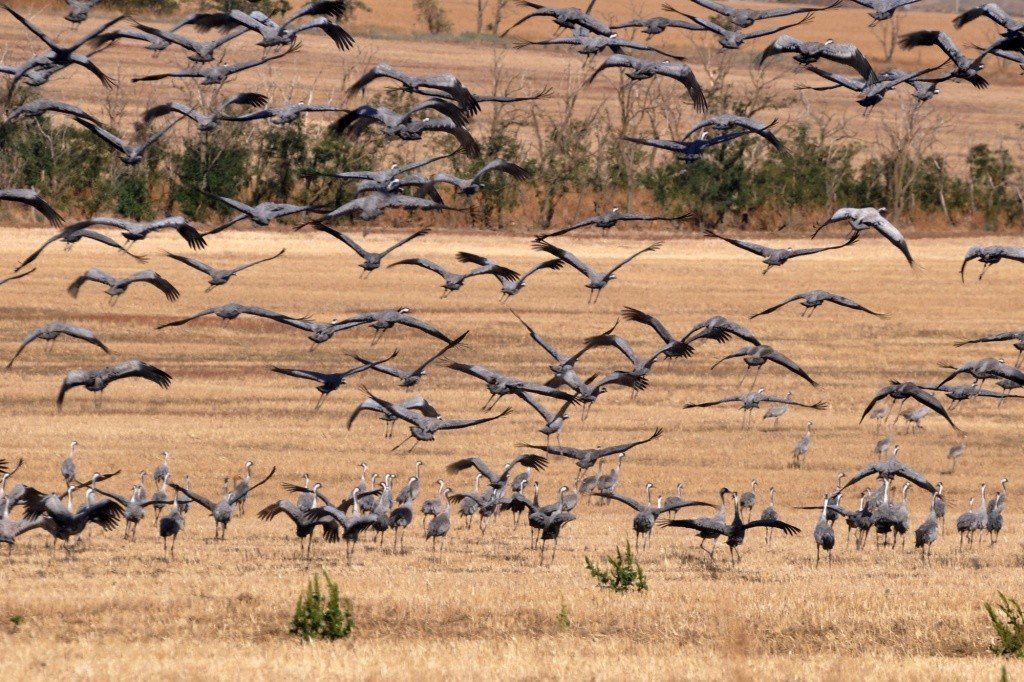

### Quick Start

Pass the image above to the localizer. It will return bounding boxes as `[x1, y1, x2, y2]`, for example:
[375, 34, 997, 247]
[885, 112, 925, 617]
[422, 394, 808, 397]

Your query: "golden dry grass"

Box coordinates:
[0, 225, 1023, 679]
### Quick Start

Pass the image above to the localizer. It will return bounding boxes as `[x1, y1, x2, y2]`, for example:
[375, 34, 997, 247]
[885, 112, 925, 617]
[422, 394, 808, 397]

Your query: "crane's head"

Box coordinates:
[139, 470, 148, 480]
[398, 307, 411, 314]
[312, 482, 322, 492]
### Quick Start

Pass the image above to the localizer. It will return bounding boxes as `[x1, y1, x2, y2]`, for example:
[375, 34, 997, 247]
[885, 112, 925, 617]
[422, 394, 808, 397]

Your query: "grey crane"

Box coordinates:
[850, 0, 922, 22]
[683, 115, 784, 149]
[4, 98, 101, 126]
[665, 0, 830, 28]
[272, 350, 398, 409]
[751, 290, 885, 318]
[258, 495, 339, 558]
[502, 0, 612, 37]
[841, 445, 936, 493]
[65, 0, 102, 23]
[7, 322, 109, 368]
[860, 381, 960, 432]
[662, 491, 801, 564]
[57, 360, 171, 411]
[346, 64, 480, 113]
[740, 480, 758, 522]
[813, 207, 914, 266]
[389, 253, 520, 298]
[812, 493, 838, 566]
[396, 467, 422, 506]
[15, 226, 146, 272]
[537, 489, 577, 565]
[798, 65, 944, 107]
[159, 496, 186, 558]
[178, 2, 352, 49]
[518, 428, 663, 474]
[85, 26, 172, 53]
[3, 6, 123, 93]
[900, 407, 931, 432]
[305, 153, 453, 186]
[357, 388, 512, 450]
[447, 361, 577, 411]
[346, 396, 440, 437]
[0, 497, 52, 555]
[355, 332, 467, 388]
[938, 357, 1024, 388]
[705, 229, 857, 274]
[625, 129, 757, 162]
[142, 91, 269, 132]
[898, 30, 996, 87]
[330, 98, 470, 136]
[515, 394, 576, 443]
[67, 268, 179, 304]
[711, 345, 818, 387]
[290, 307, 456, 348]
[21, 484, 123, 552]
[870, 480, 912, 549]
[500, 259, 565, 301]
[793, 422, 814, 467]
[91, 483, 163, 541]
[759, 35, 876, 81]
[75, 117, 183, 166]
[534, 239, 662, 303]
[955, 494, 978, 548]
[610, 15, 701, 35]
[933, 481, 947, 531]
[0, 188, 62, 226]
[599, 483, 714, 549]
[987, 483, 1007, 544]
[539, 208, 688, 239]
[301, 490, 379, 561]
[583, 332, 663, 394]
[585, 54, 707, 111]
[446, 456, 548, 493]
[961, 245, 1024, 280]
[61, 440, 78, 485]
[170, 467, 275, 540]
[311, 191, 457, 224]
[656, 486, 729, 555]
[153, 451, 170, 484]
[130, 22, 248, 62]
[221, 101, 344, 125]
[424, 488, 454, 553]
[510, 310, 595, 375]
[311, 225, 429, 277]
[131, 42, 299, 85]
[68, 216, 205, 250]
[760, 487, 779, 544]
[664, 10, 814, 50]
[420, 479, 446, 527]
[954, 2, 1023, 31]
[685, 389, 828, 428]
[422, 159, 532, 198]
[763, 391, 814, 429]
[330, 107, 479, 156]
[202, 192, 326, 233]
[956, 331, 1024, 367]
[915, 493, 941, 562]
[156, 302, 306, 330]
[626, 309, 758, 356]
[514, 33, 685, 57]
[165, 248, 285, 290]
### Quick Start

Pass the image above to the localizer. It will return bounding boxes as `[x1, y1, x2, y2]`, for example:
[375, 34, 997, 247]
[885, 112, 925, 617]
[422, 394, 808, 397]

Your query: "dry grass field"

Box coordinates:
[4, 1, 1024, 679]
[0, 225, 1023, 679]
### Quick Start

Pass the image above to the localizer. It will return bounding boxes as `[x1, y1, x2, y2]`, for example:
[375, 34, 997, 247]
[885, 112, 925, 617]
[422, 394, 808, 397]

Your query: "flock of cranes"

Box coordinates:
[0, 0, 1019, 570]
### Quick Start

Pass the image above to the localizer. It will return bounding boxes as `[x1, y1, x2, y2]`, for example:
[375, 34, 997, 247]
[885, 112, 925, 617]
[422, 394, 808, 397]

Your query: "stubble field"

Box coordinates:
[0, 225, 1023, 679]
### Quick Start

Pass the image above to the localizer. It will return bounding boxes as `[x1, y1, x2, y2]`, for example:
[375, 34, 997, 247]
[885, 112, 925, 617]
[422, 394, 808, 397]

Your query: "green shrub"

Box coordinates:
[585, 541, 648, 594]
[986, 592, 1024, 657]
[414, 0, 453, 33]
[291, 573, 353, 641]
[170, 132, 251, 219]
